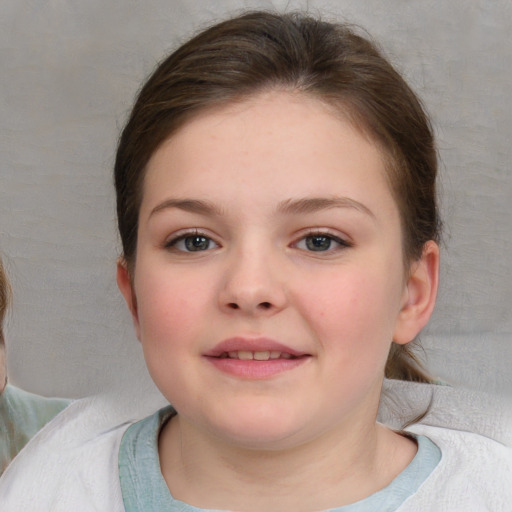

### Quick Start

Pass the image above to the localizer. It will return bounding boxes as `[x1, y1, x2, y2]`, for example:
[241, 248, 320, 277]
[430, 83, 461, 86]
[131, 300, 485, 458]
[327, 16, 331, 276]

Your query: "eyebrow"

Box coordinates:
[277, 197, 375, 219]
[150, 198, 223, 218]
[149, 196, 374, 219]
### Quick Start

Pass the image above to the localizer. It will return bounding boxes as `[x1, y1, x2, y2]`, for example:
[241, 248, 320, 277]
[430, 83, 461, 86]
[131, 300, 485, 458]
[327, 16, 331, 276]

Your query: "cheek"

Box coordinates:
[135, 270, 208, 353]
[298, 269, 401, 354]
[134, 271, 211, 404]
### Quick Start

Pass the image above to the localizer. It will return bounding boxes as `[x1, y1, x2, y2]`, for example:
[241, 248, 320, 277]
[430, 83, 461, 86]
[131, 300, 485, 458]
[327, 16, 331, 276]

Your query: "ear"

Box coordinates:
[393, 240, 440, 345]
[116, 258, 141, 340]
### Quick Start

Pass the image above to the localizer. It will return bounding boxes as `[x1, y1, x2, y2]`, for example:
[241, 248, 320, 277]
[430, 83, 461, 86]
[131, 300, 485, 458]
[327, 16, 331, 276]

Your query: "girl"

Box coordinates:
[0, 10, 510, 511]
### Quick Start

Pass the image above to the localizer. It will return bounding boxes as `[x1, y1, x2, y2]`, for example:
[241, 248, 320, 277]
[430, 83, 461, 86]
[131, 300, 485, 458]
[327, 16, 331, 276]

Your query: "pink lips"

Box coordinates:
[205, 337, 305, 358]
[203, 337, 310, 379]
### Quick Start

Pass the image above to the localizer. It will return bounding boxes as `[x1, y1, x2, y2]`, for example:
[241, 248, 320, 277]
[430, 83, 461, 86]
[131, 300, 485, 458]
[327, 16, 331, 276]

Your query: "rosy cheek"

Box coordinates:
[300, 273, 386, 345]
[141, 302, 190, 342]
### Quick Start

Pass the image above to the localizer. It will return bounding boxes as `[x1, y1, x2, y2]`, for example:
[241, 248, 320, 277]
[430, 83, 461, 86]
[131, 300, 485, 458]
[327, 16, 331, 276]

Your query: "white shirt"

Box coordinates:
[0, 381, 510, 511]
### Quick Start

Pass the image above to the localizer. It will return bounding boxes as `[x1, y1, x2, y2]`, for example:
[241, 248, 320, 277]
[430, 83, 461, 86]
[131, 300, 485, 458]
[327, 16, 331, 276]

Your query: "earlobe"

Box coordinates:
[393, 241, 440, 345]
[116, 259, 141, 340]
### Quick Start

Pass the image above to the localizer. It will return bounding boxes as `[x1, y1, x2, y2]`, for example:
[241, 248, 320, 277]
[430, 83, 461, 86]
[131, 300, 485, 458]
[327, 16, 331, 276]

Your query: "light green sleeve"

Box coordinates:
[0, 384, 71, 475]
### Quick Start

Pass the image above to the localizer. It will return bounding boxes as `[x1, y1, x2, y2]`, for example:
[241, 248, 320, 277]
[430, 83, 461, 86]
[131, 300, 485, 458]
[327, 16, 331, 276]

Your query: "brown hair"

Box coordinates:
[114, 11, 440, 383]
[0, 257, 10, 347]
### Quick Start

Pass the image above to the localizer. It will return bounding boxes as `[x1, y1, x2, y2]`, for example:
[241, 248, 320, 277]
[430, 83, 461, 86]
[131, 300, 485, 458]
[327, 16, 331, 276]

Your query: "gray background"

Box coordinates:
[1, 0, 511, 401]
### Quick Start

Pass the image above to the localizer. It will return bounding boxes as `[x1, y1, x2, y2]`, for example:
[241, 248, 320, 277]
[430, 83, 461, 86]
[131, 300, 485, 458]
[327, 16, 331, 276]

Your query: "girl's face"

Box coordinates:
[118, 91, 437, 449]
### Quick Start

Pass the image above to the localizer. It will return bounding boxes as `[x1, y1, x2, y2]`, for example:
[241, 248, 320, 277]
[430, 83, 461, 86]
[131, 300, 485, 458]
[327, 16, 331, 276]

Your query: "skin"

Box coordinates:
[118, 91, 439, 511]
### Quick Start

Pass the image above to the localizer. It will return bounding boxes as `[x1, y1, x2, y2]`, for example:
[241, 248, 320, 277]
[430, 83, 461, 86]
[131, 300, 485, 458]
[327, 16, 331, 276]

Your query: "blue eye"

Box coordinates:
[295, 233, 349, 252]
[167, 233, 219, 252]
[305, 235, 333, 251]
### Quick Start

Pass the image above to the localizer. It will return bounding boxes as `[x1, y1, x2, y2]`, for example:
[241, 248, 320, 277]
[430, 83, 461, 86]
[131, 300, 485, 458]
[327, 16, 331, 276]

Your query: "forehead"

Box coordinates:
[140, 91, 396, 220]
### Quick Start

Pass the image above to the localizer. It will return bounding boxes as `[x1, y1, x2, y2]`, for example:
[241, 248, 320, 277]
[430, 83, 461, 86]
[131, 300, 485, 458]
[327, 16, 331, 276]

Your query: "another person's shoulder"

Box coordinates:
[0, 384, 70, 474]
[1, 384, 71, 426]
[0, 393, 139, 511]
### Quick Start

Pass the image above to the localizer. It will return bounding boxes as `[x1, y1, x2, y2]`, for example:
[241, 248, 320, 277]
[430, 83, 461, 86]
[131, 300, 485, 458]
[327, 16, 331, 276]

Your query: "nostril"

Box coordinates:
[224, 301, 274, 311]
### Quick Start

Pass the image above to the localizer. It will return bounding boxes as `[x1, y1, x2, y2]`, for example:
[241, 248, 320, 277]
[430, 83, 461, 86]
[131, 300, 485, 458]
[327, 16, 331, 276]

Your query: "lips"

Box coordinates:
[219, 350, 295, 360]
[204, 337, 306, 359]
[203, 337, 310, 379]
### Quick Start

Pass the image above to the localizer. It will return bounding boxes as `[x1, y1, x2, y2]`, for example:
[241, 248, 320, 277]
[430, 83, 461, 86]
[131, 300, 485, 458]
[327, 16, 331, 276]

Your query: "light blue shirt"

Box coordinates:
[0, 384, 70, 474]
[119, 407, 441, 512]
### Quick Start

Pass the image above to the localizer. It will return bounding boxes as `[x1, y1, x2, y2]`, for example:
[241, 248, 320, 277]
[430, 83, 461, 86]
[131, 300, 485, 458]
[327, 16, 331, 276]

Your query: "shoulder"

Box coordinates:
[409, 423, 512, 465]
[0, 393, 150, 511]
[380, 379, 512, 445]
[380, 381, 512, 511]
[0, 384, 71, 475]
[399, 425, 512, 511]
[118, 407, 176, 510]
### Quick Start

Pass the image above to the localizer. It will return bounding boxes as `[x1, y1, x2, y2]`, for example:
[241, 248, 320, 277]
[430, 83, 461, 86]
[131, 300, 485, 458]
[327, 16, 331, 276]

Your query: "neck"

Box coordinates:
[159, 412, 416, 512]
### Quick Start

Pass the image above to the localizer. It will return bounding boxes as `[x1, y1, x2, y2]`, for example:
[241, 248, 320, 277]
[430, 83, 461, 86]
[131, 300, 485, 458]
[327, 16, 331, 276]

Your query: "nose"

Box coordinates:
[218, 244, 288, 316]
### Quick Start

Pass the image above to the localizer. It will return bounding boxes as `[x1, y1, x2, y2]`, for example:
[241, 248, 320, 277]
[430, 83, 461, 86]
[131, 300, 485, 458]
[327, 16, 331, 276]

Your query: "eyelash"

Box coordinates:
[164, 229, 351, 254]
[164, 230, 220, 253]
[292, 230, 352, 253]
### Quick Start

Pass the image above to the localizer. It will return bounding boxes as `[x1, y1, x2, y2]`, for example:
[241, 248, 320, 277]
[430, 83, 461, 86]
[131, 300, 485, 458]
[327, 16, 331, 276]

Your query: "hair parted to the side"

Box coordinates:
[114, 11, 441, 383]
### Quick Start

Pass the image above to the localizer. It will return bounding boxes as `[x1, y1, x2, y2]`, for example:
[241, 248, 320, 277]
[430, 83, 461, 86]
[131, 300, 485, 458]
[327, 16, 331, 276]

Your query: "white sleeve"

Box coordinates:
[398, 425, 512, 512]
[0, 396, 130, 512]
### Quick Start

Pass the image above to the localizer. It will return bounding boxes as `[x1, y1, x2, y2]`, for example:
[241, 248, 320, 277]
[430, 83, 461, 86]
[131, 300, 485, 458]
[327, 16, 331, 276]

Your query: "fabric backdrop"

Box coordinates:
[1, 0, 511, 400]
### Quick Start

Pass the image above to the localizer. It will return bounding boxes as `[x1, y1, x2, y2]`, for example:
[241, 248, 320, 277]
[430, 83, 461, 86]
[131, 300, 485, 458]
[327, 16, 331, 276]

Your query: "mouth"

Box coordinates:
[216, 351, 299, 361]
[204, 337, 308, 359]
[204, 338, 310, 379]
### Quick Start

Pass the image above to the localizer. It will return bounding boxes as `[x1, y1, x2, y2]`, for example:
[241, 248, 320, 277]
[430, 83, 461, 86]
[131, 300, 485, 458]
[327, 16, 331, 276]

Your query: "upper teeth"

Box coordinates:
[223, 351, 293, 360]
